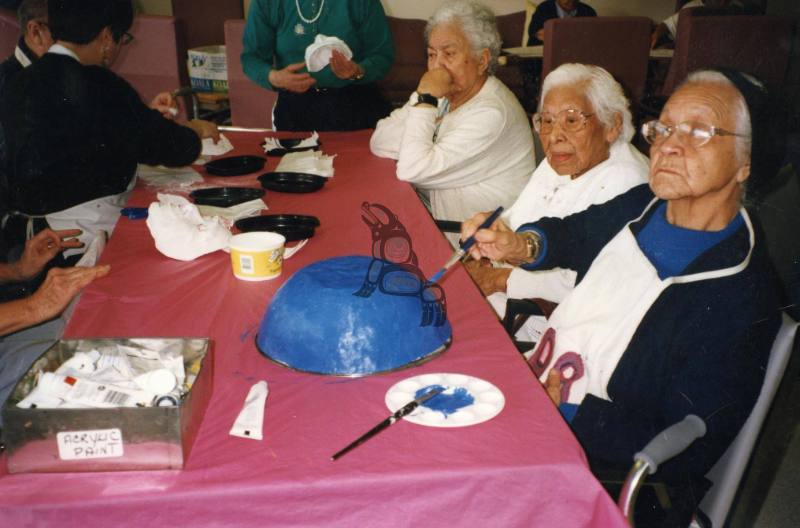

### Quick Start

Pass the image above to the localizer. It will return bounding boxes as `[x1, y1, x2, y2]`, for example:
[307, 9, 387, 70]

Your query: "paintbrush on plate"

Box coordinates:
[331, 386, 444, 461]
[427, 206, 504, 284]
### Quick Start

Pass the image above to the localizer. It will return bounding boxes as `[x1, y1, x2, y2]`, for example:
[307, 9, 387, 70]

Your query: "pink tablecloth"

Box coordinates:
[0, 130, 626, 527]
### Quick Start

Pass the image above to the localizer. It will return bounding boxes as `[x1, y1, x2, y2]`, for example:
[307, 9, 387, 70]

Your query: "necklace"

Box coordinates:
[295, 0, 325, 24]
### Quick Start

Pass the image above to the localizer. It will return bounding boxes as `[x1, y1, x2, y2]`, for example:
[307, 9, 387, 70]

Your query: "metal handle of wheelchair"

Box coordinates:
[618, 415, 706, 524]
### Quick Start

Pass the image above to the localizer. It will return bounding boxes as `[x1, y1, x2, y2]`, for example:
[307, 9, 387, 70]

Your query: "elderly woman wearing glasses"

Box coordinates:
[462, 69, 783, 525]
[464, 63, 649, 341]
[370, 0, 534, 239]
[0, 0, 219, 263]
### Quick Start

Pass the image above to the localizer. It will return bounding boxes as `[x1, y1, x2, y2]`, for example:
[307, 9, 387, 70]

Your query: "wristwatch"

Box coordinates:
[412, 92, 439, 107]
[520, 231, 541, 263]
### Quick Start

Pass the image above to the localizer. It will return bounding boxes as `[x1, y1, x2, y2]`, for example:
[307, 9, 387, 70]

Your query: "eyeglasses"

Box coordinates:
[641, 120, 749, 148]
[533, 108, 594, 134]
[120, 32, 134, 45]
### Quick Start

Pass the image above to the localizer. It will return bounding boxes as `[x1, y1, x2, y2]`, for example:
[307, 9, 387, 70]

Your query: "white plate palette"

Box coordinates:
[384, 373, 505, 427]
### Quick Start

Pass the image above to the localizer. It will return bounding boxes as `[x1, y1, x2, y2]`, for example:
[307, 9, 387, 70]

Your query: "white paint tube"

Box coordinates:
[51, 373, 155, 408]
[229, 381, 269, 441]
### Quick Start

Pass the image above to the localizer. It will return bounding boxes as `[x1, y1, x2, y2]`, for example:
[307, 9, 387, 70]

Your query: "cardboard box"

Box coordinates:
[188, 45, 228, 93]
[1, 338, 213, 473]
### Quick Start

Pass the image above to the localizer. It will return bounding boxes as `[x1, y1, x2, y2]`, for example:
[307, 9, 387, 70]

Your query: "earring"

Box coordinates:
[101, 45, 110, 67]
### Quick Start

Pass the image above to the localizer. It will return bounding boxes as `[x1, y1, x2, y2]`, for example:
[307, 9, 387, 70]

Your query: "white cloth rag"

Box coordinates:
[196, 198, 267, 222]
[138, 164, 203, 189]
[202, 133, 234, 157]
[146, 193, 232, 261]
[275, 150, 335, 177]
[304, 35, 353, 72]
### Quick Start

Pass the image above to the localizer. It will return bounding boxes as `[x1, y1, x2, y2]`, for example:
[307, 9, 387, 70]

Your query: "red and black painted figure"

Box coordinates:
[354, 202, 447, 327]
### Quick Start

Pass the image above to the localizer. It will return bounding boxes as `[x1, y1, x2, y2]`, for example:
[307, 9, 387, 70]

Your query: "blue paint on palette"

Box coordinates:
[415, 384, 474, 417]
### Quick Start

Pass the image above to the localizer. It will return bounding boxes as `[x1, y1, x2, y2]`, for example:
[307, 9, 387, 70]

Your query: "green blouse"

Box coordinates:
[242, 0, 395, 90]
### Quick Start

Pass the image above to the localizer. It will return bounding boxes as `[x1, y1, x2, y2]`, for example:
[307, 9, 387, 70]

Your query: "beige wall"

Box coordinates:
[134, 0, 172, 16]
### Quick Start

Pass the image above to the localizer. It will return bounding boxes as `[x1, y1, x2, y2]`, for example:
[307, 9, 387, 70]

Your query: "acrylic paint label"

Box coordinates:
[57, 428, 124, 460]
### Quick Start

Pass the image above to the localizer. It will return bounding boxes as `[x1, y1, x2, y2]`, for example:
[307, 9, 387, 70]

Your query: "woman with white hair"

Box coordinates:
[462, 69, 784, 525]
[465, 63, 649, 342]
[370, 0, 534, 234]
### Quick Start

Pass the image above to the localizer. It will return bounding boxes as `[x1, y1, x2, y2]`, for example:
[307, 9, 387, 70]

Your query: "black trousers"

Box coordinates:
[273, 83, 392, 132]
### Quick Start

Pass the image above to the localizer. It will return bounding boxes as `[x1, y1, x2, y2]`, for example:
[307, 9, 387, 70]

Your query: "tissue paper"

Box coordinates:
[146, 194, 232, 261]
[305, 35, 353, 73]
[275, 150, 336, 177]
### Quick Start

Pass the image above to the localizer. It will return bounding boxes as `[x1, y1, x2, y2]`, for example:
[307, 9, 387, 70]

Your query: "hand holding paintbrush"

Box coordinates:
[427, 206, 504, 284]
[459, 208, 533, 264]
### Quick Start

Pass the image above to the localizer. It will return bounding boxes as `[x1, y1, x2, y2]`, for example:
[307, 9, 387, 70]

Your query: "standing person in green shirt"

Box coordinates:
[242, 0, 395, 131]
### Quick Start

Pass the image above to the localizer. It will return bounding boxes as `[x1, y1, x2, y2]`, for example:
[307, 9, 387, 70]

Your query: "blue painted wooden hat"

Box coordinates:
[257, 256, 451, 376]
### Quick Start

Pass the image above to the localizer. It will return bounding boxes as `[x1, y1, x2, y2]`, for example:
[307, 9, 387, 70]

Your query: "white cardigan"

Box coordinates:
[370, 76, 535, 223]
[489, 141, 650, 323]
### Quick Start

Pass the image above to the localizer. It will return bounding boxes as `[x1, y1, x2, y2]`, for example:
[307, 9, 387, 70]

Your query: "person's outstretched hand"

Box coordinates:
[186, 119, 221, 143]
[11, 229, 83, 281]
[27, 265, 111, 323]
[269, 62, 316, 93]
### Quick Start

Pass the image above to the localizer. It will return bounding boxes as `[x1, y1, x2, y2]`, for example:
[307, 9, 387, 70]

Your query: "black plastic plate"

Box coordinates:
[204, 155, 266, 176]
[258, 172, 327, 193]
[235, 214, 320, 241]
[190, 187, 265, 207]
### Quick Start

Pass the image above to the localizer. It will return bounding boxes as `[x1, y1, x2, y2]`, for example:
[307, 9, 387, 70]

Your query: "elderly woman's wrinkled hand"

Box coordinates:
[463, 259, 511, 296]
[471, 228, 530, 265]
[12, 229, 83, 281]
[269, 62, 316, 93]
[460, 213, 527, 263]
[544, 369, 562, 406]
[27, 265, 110, 323]
[460, 210, 494, 248]
[417, 68, 453, 99]
[330, 50, 362, 80]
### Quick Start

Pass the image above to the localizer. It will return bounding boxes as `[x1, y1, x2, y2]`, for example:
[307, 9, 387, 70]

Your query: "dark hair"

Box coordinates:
[48, 0, 133, 45]
[17, 0, 48, 28]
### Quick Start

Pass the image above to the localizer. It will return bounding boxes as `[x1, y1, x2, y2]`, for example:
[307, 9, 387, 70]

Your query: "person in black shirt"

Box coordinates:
[0, 0, 219, 258]
[0, 0, 52, 264]
[526, 0, 597, 46]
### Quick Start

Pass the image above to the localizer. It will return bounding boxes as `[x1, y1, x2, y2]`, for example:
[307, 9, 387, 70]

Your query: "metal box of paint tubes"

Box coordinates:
[1, 338, 214, 473]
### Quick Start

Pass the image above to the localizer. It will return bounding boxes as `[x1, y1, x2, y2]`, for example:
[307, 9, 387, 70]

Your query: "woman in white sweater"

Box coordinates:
[369, 0, 534, 233]
[465, 63, 650, 343]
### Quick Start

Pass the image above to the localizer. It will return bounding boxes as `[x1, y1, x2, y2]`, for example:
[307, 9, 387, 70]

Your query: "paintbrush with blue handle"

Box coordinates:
[428, 206, 504, 284]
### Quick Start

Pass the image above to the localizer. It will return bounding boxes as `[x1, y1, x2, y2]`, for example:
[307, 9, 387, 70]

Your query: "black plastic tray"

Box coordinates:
[235, 214, 320, 241]
[204, 155, 266, 176]
[262, 138, 321, 156]
[258, 172, 327, 193]
[190, 187, 265, 207]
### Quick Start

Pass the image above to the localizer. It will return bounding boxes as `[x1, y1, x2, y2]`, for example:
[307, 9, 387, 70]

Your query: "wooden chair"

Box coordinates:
[661, 14, 796, 96]
[495, 11, 527, 109]
[377, 16, 427, 108]
[0, 7, 19, 60]
[541, 16, 652, 104]
[171, 0, 243, 50]
[224, 19, 277, 129]
[111, 15, 189, 119]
